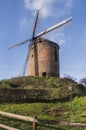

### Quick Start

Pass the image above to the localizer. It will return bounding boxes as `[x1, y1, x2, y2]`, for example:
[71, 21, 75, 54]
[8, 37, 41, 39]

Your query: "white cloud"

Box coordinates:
[24, 0, 55, 17]
[24, 0, 74, 18]
[21, 0, 74, 44]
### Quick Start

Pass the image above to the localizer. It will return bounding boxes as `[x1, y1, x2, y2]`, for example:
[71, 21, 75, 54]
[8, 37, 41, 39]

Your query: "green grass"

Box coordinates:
[0, 76, 86, 129]
[0, 95, 86, 130]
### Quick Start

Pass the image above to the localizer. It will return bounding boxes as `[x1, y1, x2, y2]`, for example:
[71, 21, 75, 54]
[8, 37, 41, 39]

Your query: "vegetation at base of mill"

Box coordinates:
[0, 76, 77, 89]
[0, 76, 86, 130]
[0, 76, 85, 103]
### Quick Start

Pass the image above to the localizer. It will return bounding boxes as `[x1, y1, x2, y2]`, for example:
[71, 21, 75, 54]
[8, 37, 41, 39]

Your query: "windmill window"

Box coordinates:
[31, 54, 33, 57]
[54, 47, 57, 61]
[42, 72, 47, 77]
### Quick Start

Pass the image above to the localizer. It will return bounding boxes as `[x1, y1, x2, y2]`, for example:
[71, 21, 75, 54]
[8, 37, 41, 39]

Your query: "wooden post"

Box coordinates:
[32, 117, 37, 130]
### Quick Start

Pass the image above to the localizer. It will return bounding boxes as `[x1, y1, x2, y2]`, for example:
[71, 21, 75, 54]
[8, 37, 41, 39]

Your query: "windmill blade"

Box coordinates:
[8, 38, 31, 50]
[36, 17, 72, 38]
[22, 43, 31, 76]
[9, 10, 40, 51]
[32, 9, 40, 38]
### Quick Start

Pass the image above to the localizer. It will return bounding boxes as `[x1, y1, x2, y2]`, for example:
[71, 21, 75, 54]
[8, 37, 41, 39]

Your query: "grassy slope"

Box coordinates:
[0, 76, 86, 130]
[0, 96, 86, 130]
[0, 76, 83, 101]
[0, 96, 86, 122]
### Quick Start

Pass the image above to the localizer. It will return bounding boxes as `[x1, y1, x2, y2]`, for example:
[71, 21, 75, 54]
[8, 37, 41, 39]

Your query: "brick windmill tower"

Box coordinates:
[9, 10, 72, 77]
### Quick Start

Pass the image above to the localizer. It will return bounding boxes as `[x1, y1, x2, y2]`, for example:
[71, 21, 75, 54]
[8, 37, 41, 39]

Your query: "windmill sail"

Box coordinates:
[9, 9, 72, 76]
[22, 10, 40, 75]
[36, 17, 72, 37]
[8, 39, 30, 50]
[32, 10, 40, 38]
[22, 44, 31, 75]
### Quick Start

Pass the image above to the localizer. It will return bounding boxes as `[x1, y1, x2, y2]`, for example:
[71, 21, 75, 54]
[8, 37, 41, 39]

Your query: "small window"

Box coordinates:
[42, 72, 47, 77]
[31, 54, 33, 57]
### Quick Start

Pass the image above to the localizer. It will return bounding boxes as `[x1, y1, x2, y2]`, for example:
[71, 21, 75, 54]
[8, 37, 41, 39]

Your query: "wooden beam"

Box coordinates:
[60, 121, 86, 127]
[0, 123, 20, 130]
[0, 111, 38, 123]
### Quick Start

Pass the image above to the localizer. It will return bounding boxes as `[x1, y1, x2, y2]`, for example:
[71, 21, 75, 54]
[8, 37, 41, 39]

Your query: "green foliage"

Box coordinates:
[0, 76, 77, 89]
[0, 76, 86, 103]
[80, 77, 86, 87]
[0, 95, 86, 130]
[0, 79, 11, 88]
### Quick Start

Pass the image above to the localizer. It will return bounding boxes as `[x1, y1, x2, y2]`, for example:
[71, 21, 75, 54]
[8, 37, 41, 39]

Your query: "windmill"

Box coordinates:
[9, 10, 72, 77]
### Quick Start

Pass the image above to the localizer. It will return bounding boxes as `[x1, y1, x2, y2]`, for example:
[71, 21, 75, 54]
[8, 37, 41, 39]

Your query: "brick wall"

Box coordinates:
[28, 38, 60, 77]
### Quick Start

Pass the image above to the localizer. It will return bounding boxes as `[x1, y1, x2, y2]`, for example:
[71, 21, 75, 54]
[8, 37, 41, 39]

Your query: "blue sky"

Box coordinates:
[0, 0, 86, 82]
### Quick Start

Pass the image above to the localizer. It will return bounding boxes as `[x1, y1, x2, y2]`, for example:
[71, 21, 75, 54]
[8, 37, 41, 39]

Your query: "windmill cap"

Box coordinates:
[36, 37, 60, 49]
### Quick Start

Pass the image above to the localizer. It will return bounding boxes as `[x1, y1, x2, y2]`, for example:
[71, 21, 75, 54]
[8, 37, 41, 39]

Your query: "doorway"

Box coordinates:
[42, 72, 47, 77]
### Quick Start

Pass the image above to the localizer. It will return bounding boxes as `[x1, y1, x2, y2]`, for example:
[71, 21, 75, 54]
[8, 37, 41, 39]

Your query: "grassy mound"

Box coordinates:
[0, 76, 85, 102]
[0, 76, 86, 129]
[0, 76, 77, 88]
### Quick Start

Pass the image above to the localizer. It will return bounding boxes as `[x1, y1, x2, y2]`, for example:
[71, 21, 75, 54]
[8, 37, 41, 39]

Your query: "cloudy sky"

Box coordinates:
[0, 0, 86, 82]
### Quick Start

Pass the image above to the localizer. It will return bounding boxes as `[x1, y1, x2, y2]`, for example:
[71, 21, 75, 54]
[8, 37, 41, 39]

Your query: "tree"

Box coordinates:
[79, 77, 86, 87]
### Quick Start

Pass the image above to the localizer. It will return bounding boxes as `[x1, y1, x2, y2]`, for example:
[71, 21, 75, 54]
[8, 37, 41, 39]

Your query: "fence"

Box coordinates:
[0, 111, 86, 130]
[0, 111, 38, 130]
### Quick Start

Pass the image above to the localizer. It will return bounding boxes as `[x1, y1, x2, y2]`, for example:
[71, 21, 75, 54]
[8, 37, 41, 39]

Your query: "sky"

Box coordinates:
[0, 0, 86, 82]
